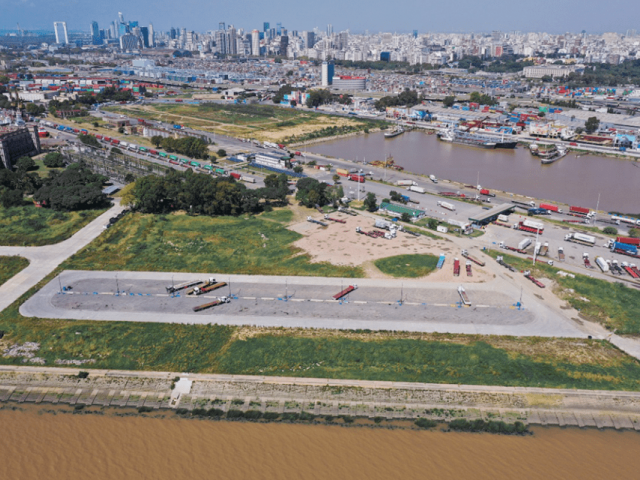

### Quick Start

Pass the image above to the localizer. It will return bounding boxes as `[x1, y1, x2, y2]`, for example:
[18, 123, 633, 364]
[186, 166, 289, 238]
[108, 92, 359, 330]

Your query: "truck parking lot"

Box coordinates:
[21, 271, 585, 337]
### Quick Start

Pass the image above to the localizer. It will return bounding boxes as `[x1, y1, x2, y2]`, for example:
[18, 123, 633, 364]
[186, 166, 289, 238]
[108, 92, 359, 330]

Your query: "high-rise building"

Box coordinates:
[263, 22, 270, 33]
[277, 22, 282, 35]
[219, 22, 226, 31]
[118, 12, 125, 24]
[327, 24, 333, 36]
[228, 26, 237, 55]
[111, 21, 118, 38]
[90, 21, 100, 45]
[321, 61, 334, 86]
[280, 35, 289, 57]
[120, 33, 141, 51]
[251, 29, 260, 56]
[304, 31, 315, 49]
[170, 27, 177, 39]
[139, 27, 150, 48]
[148, 23, 155, 47]
[413, 30, 418, 39]
[338, 31, 348, 50]
[53, 22, 69, 45]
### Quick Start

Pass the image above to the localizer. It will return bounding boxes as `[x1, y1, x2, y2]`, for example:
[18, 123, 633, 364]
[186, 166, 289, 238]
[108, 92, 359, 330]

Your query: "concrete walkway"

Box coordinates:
[0, 201, 125, 314]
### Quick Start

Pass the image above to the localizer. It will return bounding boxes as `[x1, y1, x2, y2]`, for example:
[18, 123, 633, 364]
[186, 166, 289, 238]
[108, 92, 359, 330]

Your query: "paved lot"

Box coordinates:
[22, 270, 586, 337]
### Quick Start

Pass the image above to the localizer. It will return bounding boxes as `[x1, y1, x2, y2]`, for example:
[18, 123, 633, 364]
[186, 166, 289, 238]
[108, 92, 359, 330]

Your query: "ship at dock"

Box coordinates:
[530, 143, 568, 164]
[384, 126, 405, 138]
[437, 128, 519, 149]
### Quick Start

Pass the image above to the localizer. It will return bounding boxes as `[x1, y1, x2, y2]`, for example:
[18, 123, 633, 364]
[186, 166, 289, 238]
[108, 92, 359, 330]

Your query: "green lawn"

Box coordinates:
[32, 157, 64, 179]
[0, 206, 106, 246]
[0, 256, 29, 286]
[62, 212, 362, 277]
[374, 254, 439, 278]
[487, 250, 640, 335]
[259, 208, 294, 224]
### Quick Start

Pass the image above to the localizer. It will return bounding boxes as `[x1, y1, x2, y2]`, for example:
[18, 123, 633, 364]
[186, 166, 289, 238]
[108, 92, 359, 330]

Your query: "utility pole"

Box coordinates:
[594, 192, 600, 227]
[533, 228, 540, 266]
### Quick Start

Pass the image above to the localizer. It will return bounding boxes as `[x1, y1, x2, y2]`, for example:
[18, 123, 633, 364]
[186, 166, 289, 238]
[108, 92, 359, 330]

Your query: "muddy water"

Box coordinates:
[307, 131, 640, 212]
[2, 408, 640, 480]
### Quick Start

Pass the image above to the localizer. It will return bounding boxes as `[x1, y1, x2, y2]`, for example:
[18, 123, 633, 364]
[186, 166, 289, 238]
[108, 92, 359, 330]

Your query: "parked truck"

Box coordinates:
[564, 233, 595, 246]
[348, 174, 365, 183]
[558, 246, 565, 261]
[396, 179, 417, 186]
[429, 175, 438, 184]
[616, 237, 640, 246]
[479, 188, 496, 197]
[540, 203, 563, 213]
[166, 280, 203, 293]
[528, 208, 550, 216]
[514, 219, 544, 234]
[453, 258, 460, 276]
[518, 238, 532, 251]
[461, 249, 485, 266]
[610, 241, 638, 256]
[569, 205, 592, 217]
[408, 186, 425, 194]
[193, 296, 230, 312]
[457, 286, 471, 306]
[595, 257, 610, 273]
[193, 281, 227, 296]
[336, 168, 349, 177]
[437, 201, 456, 211]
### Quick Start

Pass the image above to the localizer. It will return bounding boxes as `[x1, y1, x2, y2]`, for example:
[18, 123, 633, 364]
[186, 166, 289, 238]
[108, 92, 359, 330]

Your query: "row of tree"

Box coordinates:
[374, 89, 422, 111]
[132, 171, 292, 216]
[150, 136, 210, 159]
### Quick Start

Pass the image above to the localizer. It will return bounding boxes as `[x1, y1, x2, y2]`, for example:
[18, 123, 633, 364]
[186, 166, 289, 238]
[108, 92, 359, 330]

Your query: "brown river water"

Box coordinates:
[307, 131, 640, 213]
[2, 407, 640, 480]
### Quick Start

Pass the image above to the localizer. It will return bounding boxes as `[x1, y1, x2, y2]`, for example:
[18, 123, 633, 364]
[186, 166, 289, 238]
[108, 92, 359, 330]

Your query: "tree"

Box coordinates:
[295, 177, 328, 208]
[628, 227, 640, 238]
[469, 92, 496, 105]
[401, 212, 411, 223]
[0, 75, 10, 85]
[293, 165, 303, 174]
[306, 89, 333, 108]
[272, 84, 293, 104]
[332, 174, 340, 184]
[78, 134, 100, 148]
[216, 149, 227, 158]
[602, 226, 618, 235]
[1, 189, 24, 208]
[25, 103, 45, 116]
[585, 116, 600, 134]
[151, 135, 164, 148]
[124, 173, 136, 183]
[442, 96, 456, 107]
[92, 121, 99, 128]
[427, 218, 438, 230]
[363, 192, 377, 212]
[15, 156, 36, 172]
[34, 163, 107, 211]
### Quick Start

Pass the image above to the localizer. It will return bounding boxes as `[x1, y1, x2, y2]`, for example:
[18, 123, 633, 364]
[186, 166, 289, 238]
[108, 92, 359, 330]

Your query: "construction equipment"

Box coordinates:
[308, 216, 328, 227]
[466, 260, 473, 277]
[453, 258, 460, 277]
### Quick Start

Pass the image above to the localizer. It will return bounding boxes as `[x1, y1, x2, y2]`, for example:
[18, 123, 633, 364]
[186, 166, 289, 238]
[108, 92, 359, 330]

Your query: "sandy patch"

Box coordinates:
[291, 212, 491, 283]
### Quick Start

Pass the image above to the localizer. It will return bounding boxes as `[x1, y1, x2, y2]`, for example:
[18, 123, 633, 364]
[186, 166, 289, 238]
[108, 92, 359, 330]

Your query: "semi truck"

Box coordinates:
[193, 281, 227, 295]
[564, 233, 596, 246]
[518, 238, 532, 251]
[514, 219, 544, 234]
[166, 280, 203, 293]
[457, 286, 471, 306]
[569, 206, 593, 217]
[437, 201, 456, 211]
[396, 180, 417, 186]
[336, 168, 349, 177]
[558, 246, 565, 261]
[479, 188, 496, 197]
[193, 296, 230, 312]
[453, 258, 460, 276]
[408, 186, 426, 194]
[610, 241, 638, 256]
[595, 257, 610, 273]
[429, 175, 438, 184]
[616, 237, 640, 246]
[540, 203, 563, 213]
[348, 174, 365, 183]
[333, 285, 357, 300]
[461, 249, 485, 266]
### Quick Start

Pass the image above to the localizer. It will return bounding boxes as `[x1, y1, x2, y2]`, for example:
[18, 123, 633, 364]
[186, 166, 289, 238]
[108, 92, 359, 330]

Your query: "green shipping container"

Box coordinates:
[169, 155, 178, 161]
[159, 152, 168, 158]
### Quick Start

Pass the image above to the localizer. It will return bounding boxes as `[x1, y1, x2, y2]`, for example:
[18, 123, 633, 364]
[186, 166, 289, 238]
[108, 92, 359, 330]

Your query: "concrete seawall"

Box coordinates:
[1, 367, 639, 430]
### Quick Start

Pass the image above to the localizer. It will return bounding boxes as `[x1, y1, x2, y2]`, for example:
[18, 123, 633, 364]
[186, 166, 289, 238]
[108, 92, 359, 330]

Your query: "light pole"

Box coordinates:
[594, 192, 600, 227]
[533, 228, 540, 266]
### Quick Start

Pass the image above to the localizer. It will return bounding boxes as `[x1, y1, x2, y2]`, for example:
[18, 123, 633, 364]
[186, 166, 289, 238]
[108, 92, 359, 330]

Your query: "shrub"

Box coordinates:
[282, 413, 300, 421]
[415, 418, 437, 429]
[77, 371, 89, 379]
[191, 408, 207, 416]
[373, 416, 384, 424]
[226, 409, 244, 419]
[339, 415, 354, 424]
[299, 411, 315, 421]
[15, 156, 36, 171]
[175, 408, 189, 415]
[262, 412, 280, 420]
[603, 227, 618, 235]
[206, 408, 224, 417]
[243, 410, 263, 420]
[138, 406, 153, 413]
[74, 404, 85, 411]
[43, 152, 65, 168]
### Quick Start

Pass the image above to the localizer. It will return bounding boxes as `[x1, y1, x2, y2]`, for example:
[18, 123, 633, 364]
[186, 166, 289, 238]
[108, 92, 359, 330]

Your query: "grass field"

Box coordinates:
[31, 157, 64, 179]
[0, 205, 106, 246]
[62, 212, 362, 277]
[0, 256, 29, 286]
[487, 250, 640, 335]
[374, 254, 439, 278]
[104, 103, 382, 143]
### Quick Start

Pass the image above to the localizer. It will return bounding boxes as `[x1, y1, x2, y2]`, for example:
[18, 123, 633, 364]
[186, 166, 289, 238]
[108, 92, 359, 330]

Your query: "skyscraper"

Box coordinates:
[277, 23, 282, 35]
[280, 35, 289, 57]
[53, 22, 69, 45]
[219, 22, 226, 31]
[251, 30, 260, 56]
[90, 21, 100, 45]
[321, 61, 334, 86]
[304, 31, 315, 49]
[263, 22, 270, 33]
[139, 27, 150, 48]
[228, 26, 237, 55]
[148, 23, 155, 47]
[327, 24, 333, 36]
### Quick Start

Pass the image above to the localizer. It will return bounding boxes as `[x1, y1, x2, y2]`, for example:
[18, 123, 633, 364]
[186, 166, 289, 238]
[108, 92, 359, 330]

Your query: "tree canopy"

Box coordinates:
[160, 136, 209, 159]
[585, 116, 600, 134]
[34, 163, 108, 211]
[374, 89, 422, 111]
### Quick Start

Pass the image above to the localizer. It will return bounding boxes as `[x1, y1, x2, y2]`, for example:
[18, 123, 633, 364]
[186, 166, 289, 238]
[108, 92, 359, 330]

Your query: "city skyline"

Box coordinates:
[3, 0, 640, 34]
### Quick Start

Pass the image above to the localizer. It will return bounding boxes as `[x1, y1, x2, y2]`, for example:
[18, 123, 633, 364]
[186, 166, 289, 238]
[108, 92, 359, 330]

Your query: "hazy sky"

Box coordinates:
[4, 0, 640, 34]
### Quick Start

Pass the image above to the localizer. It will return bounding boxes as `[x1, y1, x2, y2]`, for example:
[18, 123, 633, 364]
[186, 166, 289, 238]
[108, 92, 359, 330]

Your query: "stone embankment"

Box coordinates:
[1, 367, 640, 430]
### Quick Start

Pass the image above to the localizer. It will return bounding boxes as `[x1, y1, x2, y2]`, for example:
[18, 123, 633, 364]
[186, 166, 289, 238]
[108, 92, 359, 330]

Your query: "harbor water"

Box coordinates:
[308, 131, 640, 213]
[1, 407, 640, 479]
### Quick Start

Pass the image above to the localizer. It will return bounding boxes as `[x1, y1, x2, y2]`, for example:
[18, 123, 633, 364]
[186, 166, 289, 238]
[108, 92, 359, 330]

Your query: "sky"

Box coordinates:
[3, 0, 640, 34]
